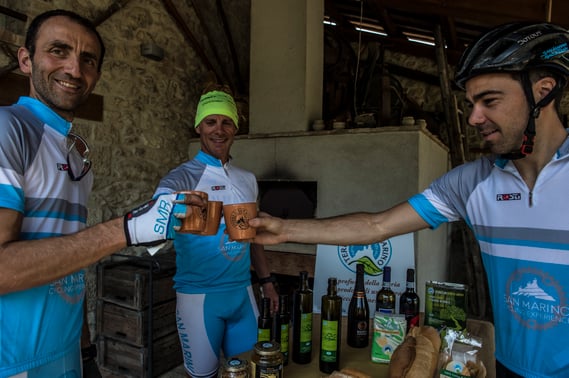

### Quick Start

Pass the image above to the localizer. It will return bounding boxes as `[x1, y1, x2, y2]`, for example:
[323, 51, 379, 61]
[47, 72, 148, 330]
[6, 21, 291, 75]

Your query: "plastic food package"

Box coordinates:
[371, 314, 407, 363]
[438, 328, 487, 378]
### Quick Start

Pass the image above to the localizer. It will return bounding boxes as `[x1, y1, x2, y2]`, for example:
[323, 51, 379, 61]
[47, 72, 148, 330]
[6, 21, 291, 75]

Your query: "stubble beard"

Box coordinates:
[30, 67, 86, 115]
[485, 127, 526, 156]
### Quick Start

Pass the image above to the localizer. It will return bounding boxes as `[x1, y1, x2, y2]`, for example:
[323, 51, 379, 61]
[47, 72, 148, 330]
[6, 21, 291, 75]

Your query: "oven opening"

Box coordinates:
[257, 180, 317, 219]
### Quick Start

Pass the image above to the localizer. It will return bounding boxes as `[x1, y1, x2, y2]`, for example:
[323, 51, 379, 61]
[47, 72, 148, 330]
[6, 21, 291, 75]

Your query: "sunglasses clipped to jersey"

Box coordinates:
[65, 132, 91, 181]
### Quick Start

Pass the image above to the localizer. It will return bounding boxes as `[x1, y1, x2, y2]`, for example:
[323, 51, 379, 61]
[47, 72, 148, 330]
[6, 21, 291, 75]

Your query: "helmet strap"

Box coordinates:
[500, 72, 565, 160]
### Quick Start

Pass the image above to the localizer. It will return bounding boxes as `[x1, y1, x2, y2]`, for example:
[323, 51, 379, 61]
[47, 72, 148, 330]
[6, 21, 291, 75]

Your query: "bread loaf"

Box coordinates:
[388, 326, 440, 378]
[388, 336, 416, 378]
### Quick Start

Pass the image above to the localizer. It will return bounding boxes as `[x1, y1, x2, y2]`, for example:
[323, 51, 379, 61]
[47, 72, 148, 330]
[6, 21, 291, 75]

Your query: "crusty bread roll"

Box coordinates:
[388, 336, 416, 378]
[388, 326, 441, 378]
[417, 326, 441, 352]
[406, 335, 435, 378]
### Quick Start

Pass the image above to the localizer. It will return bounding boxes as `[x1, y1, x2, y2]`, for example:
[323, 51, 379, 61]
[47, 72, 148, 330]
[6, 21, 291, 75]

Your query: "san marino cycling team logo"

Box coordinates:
[505, 267, 567, 330]
[49, 271, 85, 304]
[337, 241, 392, 275]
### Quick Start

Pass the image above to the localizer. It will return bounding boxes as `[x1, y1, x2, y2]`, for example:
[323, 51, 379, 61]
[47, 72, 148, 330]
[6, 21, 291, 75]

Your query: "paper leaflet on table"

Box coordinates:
[313, 233, 415, 316]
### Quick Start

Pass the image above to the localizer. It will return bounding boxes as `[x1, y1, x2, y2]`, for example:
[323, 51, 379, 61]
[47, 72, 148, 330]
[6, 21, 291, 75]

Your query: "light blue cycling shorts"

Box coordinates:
[176, 286, 259, 377]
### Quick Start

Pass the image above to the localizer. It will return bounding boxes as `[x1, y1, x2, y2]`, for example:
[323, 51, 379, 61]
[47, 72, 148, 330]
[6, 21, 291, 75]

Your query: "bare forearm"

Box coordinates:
[271, 202, 429, 246]
[250, 243, 279, 312]
[0, 218, 126, 294]
[250, 243, 271, 278]
[279, 213, 384, 245]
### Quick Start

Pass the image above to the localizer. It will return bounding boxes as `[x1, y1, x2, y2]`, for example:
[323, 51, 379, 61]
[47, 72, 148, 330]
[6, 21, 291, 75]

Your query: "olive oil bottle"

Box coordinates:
[319, 277, 342, 373]
[257, 297, 272, 342]
[292, 271, 313, 364]
[278, 294, 291, 365]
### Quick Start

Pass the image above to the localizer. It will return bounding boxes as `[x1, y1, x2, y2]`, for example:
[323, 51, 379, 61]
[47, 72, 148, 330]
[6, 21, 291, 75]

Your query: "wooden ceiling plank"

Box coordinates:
[92, 0, 132, 26]
[373, 0, 550, 25]
[0, 5, 27, 21]
[550, 0, 569, 27]
[366, 1, 403, 37]
[325, 0, 359, 30]
[441, 16, 459, 50]
[216, 0, 245, 94]
[161, 0, 221, 82]
[190, 0, 232, 87]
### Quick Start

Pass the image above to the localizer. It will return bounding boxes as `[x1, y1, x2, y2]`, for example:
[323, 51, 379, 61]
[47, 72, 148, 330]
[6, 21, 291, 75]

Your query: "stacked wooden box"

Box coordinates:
[96, 253, 182, 377]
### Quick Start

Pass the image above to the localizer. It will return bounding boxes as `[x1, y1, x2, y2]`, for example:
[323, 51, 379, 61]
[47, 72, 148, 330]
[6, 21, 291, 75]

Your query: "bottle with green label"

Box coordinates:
[319, 277, 342, 373]
[292, 270, 313, 364]
[257, 297, 272, 342]
[278, 294, 290, 365]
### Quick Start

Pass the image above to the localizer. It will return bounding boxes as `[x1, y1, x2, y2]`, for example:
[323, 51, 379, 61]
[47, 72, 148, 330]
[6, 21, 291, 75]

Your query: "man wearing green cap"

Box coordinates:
[153, 88, 278, 377]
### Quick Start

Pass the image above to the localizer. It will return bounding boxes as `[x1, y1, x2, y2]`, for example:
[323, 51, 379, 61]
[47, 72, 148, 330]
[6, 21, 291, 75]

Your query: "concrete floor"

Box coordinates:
[157, 364, 187, 377]
[98, 362, 187, 377]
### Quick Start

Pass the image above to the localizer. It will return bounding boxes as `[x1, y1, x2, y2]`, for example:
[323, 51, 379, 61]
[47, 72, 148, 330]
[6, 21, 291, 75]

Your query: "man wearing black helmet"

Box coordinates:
[249, 22, 569, 378]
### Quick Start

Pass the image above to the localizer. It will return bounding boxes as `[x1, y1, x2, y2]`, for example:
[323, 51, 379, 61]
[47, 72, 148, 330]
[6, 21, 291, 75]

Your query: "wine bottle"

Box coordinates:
[257, 297, 272, 342]
[376, 266, 396, 314]
[292, 271, 313, 364]
[399, 268, 420, 332]
[347, 263, 370, 348]
[320, 277, 342, 373]
[278, 293, 291, 365]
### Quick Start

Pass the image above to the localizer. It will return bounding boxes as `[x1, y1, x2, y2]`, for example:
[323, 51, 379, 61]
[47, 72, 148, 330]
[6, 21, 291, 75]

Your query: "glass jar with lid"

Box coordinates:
[250, 341, 284, 378]
[219, 357, 249, 378]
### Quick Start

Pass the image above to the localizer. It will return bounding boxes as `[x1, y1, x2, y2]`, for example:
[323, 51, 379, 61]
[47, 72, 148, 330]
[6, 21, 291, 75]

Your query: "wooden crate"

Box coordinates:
[98, 254, 176, 310]
[97, 299, 177, 347]
[97, 332, 183, 378]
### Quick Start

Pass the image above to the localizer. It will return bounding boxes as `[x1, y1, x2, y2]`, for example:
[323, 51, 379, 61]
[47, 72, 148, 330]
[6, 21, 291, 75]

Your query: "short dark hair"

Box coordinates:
[25, 9, 106, 72]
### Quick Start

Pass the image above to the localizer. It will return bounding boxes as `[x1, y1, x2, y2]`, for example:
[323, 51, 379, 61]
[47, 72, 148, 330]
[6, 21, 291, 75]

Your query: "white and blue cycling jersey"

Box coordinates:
[409, 133, 569, 378]
[0, 97, 92, 376]
[153, 151, 260, 376]
[154, 150, 258, 293]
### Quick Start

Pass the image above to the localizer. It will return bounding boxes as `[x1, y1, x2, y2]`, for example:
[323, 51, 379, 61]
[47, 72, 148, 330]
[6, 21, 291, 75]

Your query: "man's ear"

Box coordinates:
[17, 47, 32, 74]
[195, 125, 201, 135]
[534, 76, 556, 101]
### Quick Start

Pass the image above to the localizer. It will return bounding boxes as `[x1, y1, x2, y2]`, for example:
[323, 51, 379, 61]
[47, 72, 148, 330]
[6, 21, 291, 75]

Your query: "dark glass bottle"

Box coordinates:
[257, 297, 272, 342]
[320, 277, 342, 373]
[272, 308, 281, 343]
[347, 264, 370, 348]
[376, 266, 396, 314]
[399, 268, 420, 332]
[278, 294, 291, 365]
[292, 271, 313, 364]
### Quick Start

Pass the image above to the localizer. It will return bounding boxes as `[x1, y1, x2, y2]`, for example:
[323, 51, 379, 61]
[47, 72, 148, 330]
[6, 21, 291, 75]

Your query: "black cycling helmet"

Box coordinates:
[455, 22, 569, 89]
[455, 22, 569, 158]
